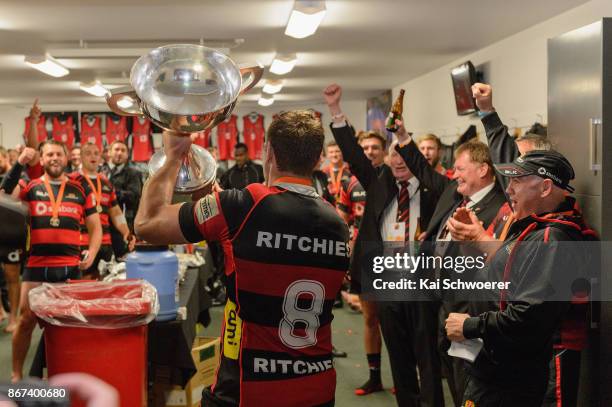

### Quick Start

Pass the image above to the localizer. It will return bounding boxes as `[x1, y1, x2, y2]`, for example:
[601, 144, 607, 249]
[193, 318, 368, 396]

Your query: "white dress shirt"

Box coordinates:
[380, 176, 421, 242]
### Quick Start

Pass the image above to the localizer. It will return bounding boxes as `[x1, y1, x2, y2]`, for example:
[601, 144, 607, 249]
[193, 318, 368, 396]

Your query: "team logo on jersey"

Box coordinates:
[35, 202, 48, 215]
[223, 299, 242, 360]
[195, 195, 219, 225]
[35, 190, 48, 198]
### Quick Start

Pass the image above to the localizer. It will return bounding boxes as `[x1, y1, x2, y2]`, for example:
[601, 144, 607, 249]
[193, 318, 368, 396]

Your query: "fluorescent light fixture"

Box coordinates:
[262, 79, 284, 94]
[79, 81, 110, 97]
[258, 94, 274, 107]
[269, 54, 297, 75]
[285, 0, 327, 39]
[24, 54, 69, 78]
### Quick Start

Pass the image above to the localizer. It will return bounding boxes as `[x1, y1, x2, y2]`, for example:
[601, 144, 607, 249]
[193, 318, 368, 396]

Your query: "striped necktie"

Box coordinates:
[397, 181, 410, 241]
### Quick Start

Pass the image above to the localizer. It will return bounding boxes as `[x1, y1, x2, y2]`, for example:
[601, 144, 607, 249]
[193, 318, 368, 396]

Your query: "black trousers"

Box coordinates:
[377, 301, 444, 407]
[542, 348, 581, 407]
[109, 225, 128, 260]
[462, 373, 547, 407]
[439, 303, 469, 406]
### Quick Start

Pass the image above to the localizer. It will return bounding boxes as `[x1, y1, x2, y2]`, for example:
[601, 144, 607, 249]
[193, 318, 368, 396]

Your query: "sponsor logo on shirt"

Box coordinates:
[195, 195, 219, 224]
[223, 299, 242, 360]
[253, 357, 334, 375]
[256, 231, 349, 257]
[34, 202, 79, 216]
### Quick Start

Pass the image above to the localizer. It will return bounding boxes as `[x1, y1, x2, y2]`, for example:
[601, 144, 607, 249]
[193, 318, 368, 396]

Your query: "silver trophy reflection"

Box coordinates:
[106, 44, 263, 192]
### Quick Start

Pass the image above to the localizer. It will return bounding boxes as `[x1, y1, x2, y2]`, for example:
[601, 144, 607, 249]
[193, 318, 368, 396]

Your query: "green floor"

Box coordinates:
[0, 305, 453, 406]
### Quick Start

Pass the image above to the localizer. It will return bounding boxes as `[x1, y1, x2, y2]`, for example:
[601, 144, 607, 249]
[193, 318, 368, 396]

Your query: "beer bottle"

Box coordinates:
[385, 89, 405, 132]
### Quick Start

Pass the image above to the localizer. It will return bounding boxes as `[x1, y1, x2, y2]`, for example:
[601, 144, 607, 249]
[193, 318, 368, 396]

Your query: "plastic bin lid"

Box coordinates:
[29, 280, 160, 329]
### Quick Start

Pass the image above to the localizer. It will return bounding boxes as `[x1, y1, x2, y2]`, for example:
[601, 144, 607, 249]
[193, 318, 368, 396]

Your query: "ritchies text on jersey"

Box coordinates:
[256, 231, 349, 257]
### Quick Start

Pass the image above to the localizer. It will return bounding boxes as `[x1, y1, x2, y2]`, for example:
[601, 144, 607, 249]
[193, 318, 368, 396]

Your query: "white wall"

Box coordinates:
[393, 0, 612, 145]
[0, 99, 366, 151]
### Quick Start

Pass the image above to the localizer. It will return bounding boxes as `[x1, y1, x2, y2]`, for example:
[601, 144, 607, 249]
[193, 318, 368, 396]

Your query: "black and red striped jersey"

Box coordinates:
[337, 175, 366, 240]
[68, 172, 118, 247]
[20, 176, 97, 268]
[179, 179, 349, 407]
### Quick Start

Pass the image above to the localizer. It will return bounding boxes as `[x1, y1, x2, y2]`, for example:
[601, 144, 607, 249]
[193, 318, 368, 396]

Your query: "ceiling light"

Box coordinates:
[79, 81, 110, 97]
[285, 0, 327, 39]
[269, 54, 297, 75]
[258, 94, 274, 107]
[24, 55, 69, 78]
[262, 79, 284, 94]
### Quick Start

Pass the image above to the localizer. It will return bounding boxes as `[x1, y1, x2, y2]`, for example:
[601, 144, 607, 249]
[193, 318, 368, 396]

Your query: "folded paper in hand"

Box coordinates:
[448, 339, 483, 362]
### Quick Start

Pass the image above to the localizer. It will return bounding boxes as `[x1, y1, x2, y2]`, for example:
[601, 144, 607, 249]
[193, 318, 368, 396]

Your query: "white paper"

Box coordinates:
[447, 339, 484, 362]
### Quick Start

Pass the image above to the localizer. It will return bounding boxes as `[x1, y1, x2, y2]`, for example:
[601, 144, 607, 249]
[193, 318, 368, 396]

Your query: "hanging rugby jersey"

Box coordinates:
[23, 116, 48, 145]
[193, 128, 212, 149]
[131, 117, 154, 162]
[178, 180, 350, 407]
[52, 116, 76, 149]
[81, 115, 104, 150]
[105, 115, 129, 144]
[242, 113, 265, 160]
[69, 172, 117, 248]
[19, 176, 96, 268]
[217, 114, 238, 161]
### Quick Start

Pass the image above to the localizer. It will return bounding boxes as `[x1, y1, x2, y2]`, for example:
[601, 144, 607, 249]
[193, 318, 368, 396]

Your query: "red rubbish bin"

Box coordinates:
[30, 279, 158, 407]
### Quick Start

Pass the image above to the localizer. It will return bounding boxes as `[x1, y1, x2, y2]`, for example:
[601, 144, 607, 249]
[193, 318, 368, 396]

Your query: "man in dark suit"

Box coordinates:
[397, 125, 506, 406]
[324, 84, 445, 407]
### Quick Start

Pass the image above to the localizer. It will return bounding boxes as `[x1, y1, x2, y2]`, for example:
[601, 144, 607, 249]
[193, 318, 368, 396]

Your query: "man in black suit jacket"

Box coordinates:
[324, 84, 445, 407]
[397, 125, 506, 406]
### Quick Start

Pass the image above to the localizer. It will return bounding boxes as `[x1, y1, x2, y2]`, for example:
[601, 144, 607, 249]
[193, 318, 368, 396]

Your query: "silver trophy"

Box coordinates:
[106, 44, 263, 192]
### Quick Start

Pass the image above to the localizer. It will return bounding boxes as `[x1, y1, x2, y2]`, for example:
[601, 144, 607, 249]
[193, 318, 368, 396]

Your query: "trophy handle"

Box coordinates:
[238, 63, 264, 95]
[106, 86, 144, 116]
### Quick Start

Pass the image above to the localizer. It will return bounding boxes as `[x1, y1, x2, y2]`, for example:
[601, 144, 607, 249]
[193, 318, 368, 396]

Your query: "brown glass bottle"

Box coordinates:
[385, 89, 405, 132]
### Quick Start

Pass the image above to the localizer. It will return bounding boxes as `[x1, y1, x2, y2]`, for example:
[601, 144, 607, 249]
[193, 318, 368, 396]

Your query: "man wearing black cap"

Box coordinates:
[445, 150, 592, 406]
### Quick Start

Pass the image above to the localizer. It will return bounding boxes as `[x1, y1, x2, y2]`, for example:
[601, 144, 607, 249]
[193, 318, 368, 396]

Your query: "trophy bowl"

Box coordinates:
[105, 44, 263, 192]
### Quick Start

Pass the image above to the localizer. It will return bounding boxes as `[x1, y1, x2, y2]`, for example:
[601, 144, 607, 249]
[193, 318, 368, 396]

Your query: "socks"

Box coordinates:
[366, 353, 381, 382]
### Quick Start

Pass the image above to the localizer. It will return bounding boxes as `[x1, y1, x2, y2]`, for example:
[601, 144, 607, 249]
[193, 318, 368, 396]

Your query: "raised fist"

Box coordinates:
[29, 98, 41, 120]
[471, 83, 493, 113]
[17, 147, 37, 165]
[323, 84, 342, 108]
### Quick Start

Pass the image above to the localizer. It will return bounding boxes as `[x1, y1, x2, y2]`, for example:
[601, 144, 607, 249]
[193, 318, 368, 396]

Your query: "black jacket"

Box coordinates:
[399, 137, 506, 243]
[463, 197, 591, 389]
[220, 161, 264, 190]
[312, 170, 334, 205]
[481, 111, 520, 193]
[101, 163, 143, 226]
[330, 124, 440, 293]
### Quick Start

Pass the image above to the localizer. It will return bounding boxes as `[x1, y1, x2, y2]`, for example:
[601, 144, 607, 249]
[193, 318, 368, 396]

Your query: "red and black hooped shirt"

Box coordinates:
[179, 179, 349, 407]
[20, 175, 97, 267]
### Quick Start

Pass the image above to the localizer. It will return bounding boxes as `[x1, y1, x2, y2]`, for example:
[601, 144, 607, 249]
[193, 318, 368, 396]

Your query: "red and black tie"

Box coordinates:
[397, 181, 410, 241]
